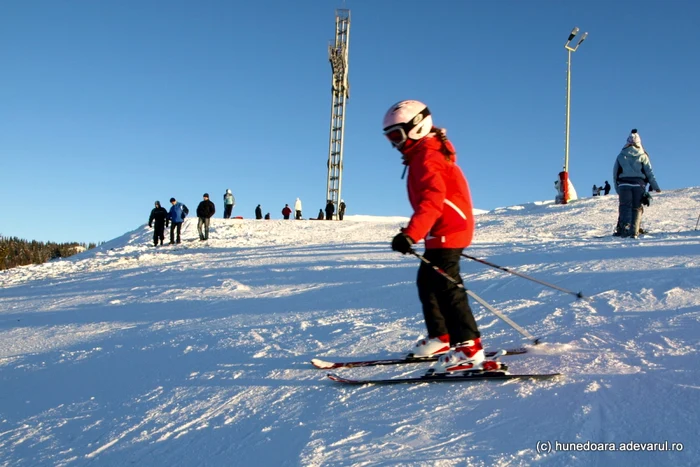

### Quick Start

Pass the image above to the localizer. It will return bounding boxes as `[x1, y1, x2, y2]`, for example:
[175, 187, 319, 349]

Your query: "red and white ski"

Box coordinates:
[327, 369, 560, 385]
[311, 347, 527, 370]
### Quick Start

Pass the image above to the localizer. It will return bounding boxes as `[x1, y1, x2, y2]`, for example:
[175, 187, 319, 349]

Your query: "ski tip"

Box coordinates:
[327, 373, 358, 384]
[311, 358, 336, 369]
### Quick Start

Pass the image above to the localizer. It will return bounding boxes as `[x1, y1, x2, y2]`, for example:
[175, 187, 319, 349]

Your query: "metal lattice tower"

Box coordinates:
[325, 9, 350, 218]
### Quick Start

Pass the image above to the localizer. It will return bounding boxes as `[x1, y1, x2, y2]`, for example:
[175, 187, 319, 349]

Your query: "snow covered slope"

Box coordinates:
[1, 189, 699, 466]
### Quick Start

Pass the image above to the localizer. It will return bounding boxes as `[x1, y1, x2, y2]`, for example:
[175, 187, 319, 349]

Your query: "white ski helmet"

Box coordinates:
[382, 100, 433, 149]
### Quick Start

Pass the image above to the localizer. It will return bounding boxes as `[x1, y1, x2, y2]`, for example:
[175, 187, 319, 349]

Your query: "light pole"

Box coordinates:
[560, 27, 587, 204]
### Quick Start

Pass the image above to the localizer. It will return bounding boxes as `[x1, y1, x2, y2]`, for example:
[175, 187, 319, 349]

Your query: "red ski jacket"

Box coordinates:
[402, 134, 474, 249]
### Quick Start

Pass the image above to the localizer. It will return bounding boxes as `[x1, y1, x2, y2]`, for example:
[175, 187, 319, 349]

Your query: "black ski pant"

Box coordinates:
[295, 210, 302, 220]
[170, 222, 182, 243]
[153, 222, 166, 246]
[417, 248, 480, 346]
[224, 204, 233, 219]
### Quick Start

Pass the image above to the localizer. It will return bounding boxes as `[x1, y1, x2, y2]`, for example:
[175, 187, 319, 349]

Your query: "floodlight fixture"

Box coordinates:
[561, 26, 589, 202]
[576, 32, 588, 47]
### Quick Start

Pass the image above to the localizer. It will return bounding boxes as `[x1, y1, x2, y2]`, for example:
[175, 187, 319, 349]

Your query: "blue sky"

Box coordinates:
[1, 0, 698, 243]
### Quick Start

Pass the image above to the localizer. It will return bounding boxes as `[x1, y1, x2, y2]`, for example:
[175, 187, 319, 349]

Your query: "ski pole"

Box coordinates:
[460, 253, 586, 299]
[409, 250, 541, 345]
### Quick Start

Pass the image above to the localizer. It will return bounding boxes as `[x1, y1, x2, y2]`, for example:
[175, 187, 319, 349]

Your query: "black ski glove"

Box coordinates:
[391, 232, 414, 254]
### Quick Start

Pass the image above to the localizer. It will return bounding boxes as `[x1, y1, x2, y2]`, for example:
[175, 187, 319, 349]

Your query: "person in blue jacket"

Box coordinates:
[168, 197, 189, 244]
[613, 129, 661, 238]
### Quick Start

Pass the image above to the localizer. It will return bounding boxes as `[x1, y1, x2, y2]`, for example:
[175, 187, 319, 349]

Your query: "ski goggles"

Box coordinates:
[383, 125, 409, 148]
[383, 107, 431, 149]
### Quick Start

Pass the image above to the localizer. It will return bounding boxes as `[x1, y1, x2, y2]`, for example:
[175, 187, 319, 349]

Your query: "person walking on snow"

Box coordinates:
[383, 100, 487, 374]
[148, 201, 169, 247]
[294, 198, 302, 220]
[223, 189, 235, 218]
[168, 197, 189, 244]
[196, 193, 216, 241]
[613, 129, 661, 238]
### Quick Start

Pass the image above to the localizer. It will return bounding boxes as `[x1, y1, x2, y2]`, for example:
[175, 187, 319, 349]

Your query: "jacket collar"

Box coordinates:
[401, 134, 455, 165]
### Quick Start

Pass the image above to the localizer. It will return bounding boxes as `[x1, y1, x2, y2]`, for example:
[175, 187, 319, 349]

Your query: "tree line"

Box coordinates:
[0, 235, 99, 271]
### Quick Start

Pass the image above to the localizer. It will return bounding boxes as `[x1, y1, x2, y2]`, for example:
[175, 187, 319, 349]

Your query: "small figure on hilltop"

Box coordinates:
[168, 197, 189, 244]
[223, 189, 235, 219]
[383, 99, 487, 374]
[264, 212, 271, 220]
[338, 199, 346, 220]
[196, 193, 216, 241]
[148, 201, 169, 247]
[592, 184, 599, 197]
[282, 204, 292, 219]
[294, 197, 303, 220]
[325, 200, 335, 220]
[317, 209, 324, 220]
[603, 180, 611, 195]
[255, 204, 263, 220]
[613, 129, 661, 238]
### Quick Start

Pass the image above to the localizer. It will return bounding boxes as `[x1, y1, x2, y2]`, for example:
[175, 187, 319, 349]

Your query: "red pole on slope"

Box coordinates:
[560, 171, 569, 205]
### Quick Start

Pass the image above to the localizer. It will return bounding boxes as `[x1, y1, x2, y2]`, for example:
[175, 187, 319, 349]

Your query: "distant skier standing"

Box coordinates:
[196, 193, 216, 241]
[282, 204, 292, 219]
[613, 129, 661, 238]
[223, 189, 235, 219]
[338, 200, 346, 220]
[294, 198, 302, 220]
[255, 204, 263, 220]
[383, 100, 486, 374]
[148, 201, 169, 247]
[603, 181, 611, 195]
[325, 200, 335, 220]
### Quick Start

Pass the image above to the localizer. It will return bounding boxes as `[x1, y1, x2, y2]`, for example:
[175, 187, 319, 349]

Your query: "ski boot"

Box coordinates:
[431, 338, 510, 375]
[410, 334, 451, 358]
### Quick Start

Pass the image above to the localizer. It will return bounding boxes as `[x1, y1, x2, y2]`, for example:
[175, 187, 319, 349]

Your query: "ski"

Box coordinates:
[311, 347, 527, 370]
[327, 370, 560, 385]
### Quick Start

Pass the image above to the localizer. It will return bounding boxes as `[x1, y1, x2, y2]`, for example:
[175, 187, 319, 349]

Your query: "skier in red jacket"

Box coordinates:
[383, 100, 487, 373]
